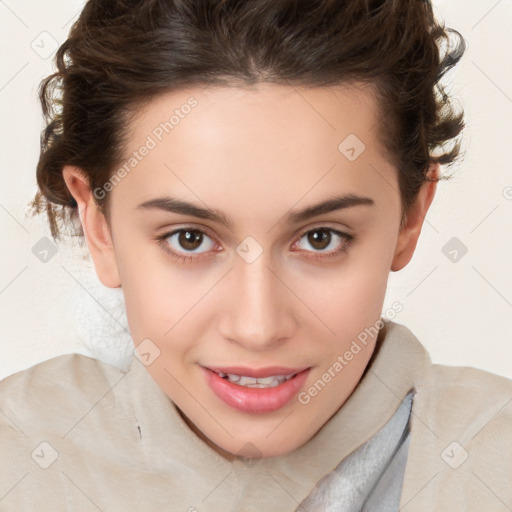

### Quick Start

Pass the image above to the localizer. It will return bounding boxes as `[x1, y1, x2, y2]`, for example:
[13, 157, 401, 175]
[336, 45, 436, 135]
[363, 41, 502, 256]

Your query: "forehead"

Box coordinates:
[130, 81, 383, 147]
[112, 82, 397, 220]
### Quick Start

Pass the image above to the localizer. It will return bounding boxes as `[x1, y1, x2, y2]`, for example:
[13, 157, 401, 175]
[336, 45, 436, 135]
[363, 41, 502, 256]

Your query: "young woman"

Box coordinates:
[1, 0, 511, 510]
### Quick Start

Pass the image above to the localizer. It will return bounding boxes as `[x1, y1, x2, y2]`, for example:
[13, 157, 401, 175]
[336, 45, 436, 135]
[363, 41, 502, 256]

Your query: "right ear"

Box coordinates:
[62, 165, 122, 288]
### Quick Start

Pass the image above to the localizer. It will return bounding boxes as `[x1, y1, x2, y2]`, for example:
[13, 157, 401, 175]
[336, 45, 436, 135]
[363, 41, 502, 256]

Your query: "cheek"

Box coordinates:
[114, 246, 177, 344]
[324, 270, 388, 339]
[118, 250, 212, 362]
[307, 240, 393, 344]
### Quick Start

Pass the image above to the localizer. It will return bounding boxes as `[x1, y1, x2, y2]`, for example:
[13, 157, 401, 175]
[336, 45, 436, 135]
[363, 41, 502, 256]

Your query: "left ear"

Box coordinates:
[391, 163, 439, 272]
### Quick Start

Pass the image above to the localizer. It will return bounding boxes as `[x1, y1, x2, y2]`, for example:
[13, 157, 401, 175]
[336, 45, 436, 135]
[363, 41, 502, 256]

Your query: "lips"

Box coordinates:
[202, 365, 312, 413]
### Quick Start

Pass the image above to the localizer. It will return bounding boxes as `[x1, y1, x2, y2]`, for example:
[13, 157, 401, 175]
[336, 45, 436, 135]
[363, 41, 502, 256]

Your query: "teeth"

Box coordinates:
[216, 371, 295, 388]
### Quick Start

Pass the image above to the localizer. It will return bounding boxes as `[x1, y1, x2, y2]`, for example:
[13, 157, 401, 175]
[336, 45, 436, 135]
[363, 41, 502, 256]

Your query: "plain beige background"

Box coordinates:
[0, 0, 511, 380]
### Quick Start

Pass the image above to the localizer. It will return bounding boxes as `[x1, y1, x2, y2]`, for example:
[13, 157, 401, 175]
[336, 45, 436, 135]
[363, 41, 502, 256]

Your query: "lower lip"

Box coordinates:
[202, 367, 311, 414]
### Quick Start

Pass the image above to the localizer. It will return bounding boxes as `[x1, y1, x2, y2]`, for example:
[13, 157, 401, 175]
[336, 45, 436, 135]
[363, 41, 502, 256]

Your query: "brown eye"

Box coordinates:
[177, 229, 204, 251]
[294, 227, 354, 260]
[306, 229, 331, 250]
[157, 227, 217, 261]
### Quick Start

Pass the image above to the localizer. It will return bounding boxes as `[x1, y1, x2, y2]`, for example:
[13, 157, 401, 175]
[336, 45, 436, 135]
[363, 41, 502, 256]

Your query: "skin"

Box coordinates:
[62, 82, 438, 460]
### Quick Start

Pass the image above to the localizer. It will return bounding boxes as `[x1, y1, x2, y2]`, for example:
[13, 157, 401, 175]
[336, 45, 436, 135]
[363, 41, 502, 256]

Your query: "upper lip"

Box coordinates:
[204, 365, 310, 378]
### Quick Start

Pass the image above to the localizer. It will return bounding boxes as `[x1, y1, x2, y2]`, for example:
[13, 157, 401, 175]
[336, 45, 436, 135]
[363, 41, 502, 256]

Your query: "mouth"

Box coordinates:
[202, 365, 311, 413]
[210, 369, 301, 388]
[205, 364, 309, 380]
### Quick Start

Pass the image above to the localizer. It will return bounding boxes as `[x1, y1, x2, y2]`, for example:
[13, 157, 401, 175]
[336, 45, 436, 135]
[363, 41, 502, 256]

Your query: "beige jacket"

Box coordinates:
[0, 321, 511, 511]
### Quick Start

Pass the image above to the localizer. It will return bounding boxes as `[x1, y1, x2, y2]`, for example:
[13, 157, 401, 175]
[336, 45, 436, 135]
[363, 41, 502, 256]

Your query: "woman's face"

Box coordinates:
[64, 82, 436, 459]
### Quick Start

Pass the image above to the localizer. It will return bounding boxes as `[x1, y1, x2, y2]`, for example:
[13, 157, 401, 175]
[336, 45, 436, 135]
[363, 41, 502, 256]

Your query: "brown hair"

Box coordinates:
[28, 0, 466, 242]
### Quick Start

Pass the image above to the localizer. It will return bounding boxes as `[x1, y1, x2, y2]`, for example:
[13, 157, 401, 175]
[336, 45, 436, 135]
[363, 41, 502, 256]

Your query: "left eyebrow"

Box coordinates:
[284, 194, 375, 224]
[136, 193, 375, 228]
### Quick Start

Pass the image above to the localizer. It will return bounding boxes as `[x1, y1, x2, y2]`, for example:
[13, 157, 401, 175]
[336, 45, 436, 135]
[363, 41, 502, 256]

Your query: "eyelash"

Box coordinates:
[153, 226, 354, 264]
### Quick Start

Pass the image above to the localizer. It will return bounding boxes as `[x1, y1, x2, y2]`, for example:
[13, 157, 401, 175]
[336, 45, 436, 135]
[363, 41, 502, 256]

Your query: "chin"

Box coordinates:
[224, 432, 304, 460]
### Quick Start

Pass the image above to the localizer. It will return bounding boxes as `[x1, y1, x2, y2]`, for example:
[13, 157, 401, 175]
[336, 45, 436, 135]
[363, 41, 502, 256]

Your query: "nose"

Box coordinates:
[218, 252, 296, 352]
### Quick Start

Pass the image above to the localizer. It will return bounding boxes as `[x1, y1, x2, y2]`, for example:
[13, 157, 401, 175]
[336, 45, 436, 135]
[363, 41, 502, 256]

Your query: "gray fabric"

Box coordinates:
[362, 431, 411, 511]
[298, 391, 413, 511]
